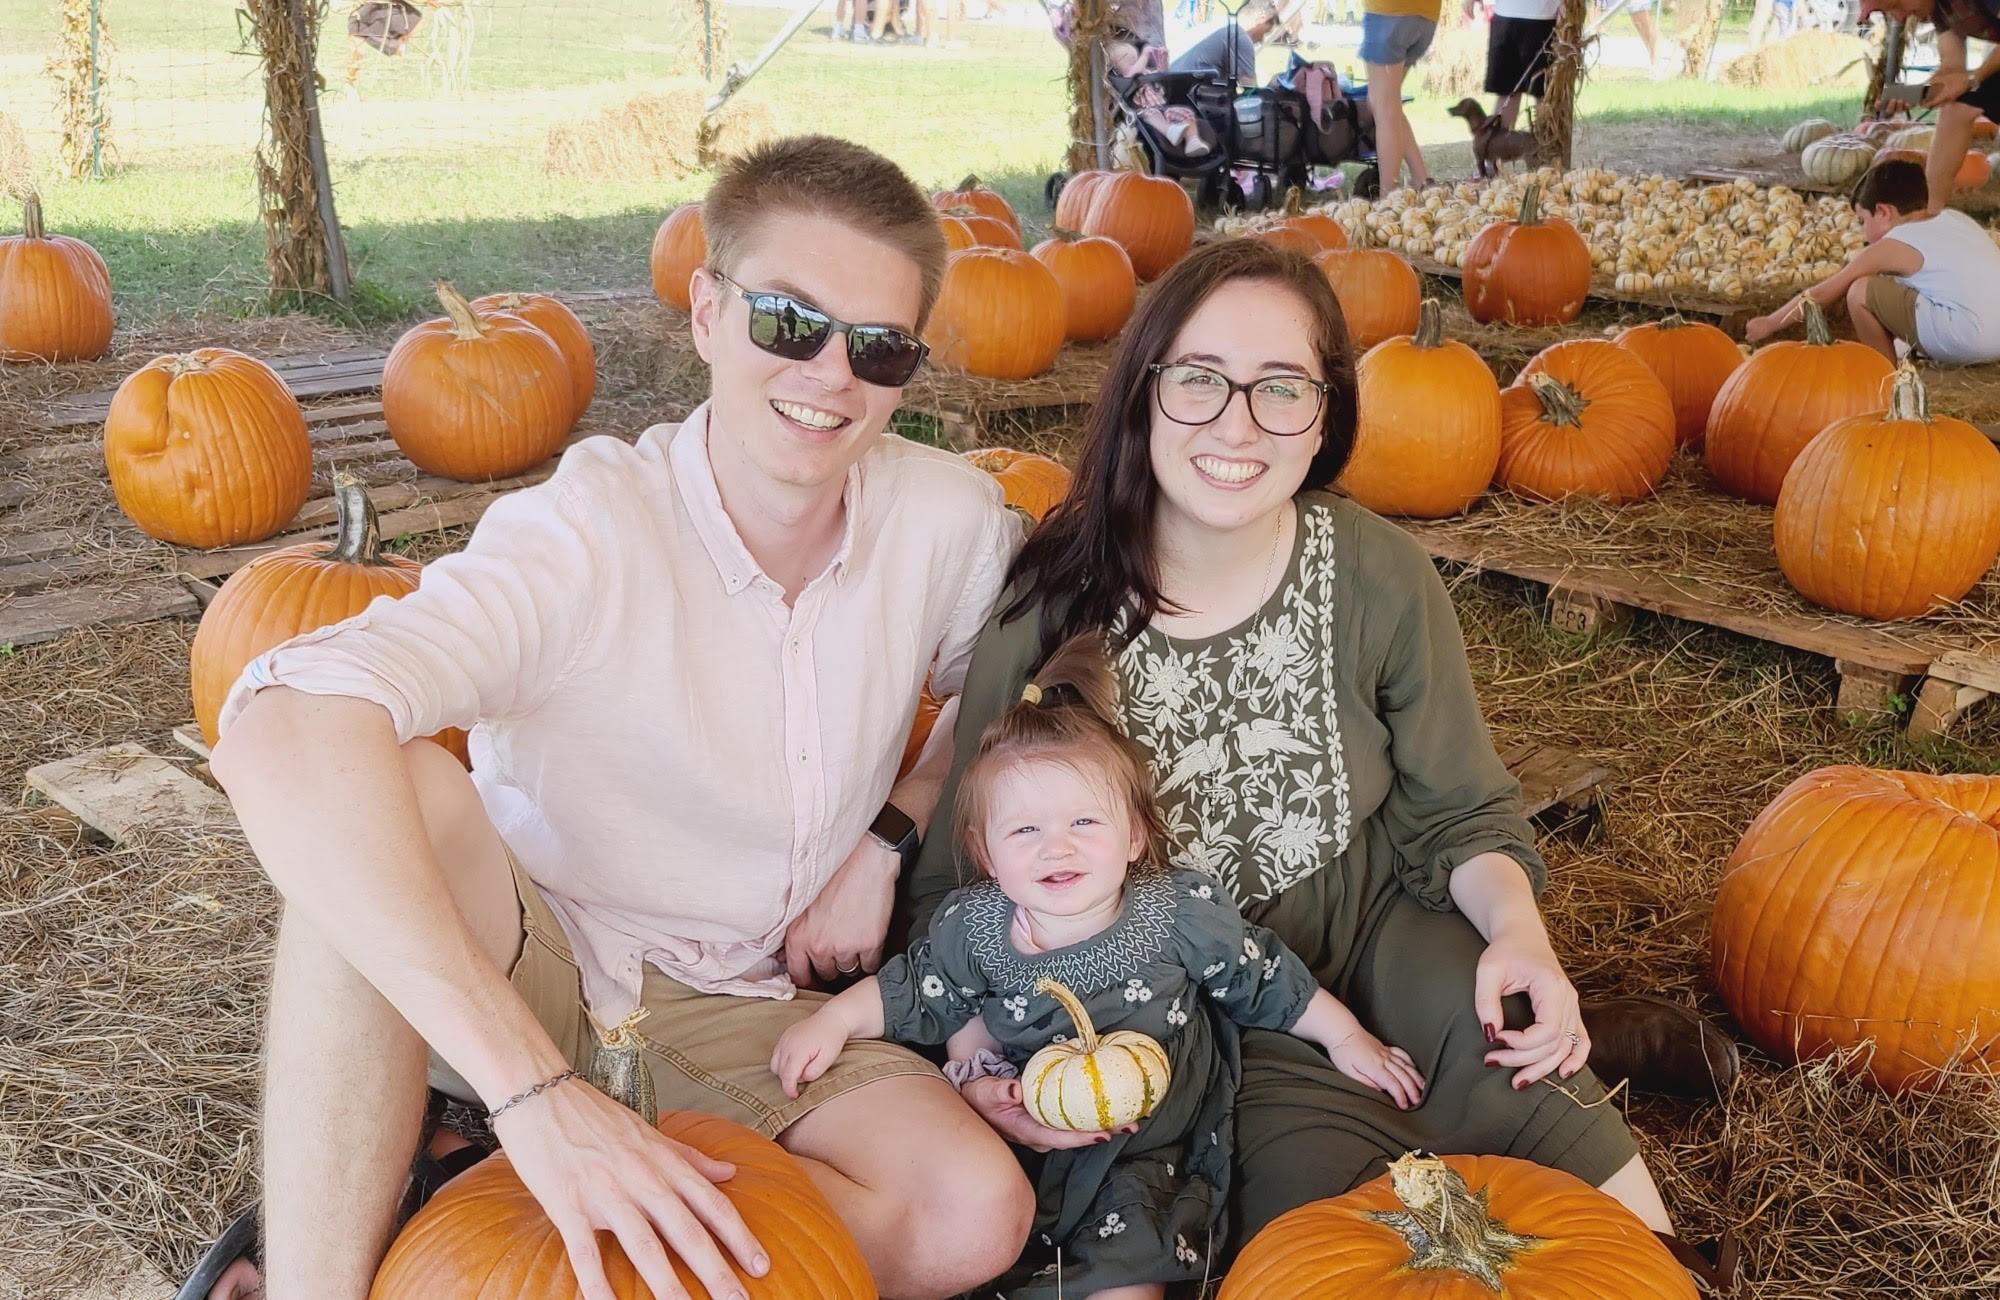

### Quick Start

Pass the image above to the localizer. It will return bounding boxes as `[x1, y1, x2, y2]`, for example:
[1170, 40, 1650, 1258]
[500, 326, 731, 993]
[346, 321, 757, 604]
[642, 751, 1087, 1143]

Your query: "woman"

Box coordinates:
[903, 239, 1735, 1286]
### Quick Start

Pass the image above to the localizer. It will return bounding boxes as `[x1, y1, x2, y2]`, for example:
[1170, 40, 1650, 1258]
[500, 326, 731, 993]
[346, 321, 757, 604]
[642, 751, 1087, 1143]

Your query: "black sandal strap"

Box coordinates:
[173, 1206, 259, 1300]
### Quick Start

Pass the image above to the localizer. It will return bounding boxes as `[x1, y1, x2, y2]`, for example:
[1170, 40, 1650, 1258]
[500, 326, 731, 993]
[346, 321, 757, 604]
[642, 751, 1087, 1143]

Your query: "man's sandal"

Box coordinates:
[1655, 1229, 1743, 1298]
[173, 1089, 490, 1300]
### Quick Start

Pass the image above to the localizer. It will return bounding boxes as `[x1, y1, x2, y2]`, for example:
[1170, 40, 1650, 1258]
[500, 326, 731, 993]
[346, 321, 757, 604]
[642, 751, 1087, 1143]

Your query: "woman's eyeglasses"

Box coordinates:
[714, 273, 928, 388]
[1147, 362, 1330, 437]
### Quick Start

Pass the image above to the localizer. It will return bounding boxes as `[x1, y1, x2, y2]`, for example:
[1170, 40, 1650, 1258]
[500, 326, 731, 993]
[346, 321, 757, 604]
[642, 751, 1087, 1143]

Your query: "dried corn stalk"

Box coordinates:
[46, 0, 113, 179]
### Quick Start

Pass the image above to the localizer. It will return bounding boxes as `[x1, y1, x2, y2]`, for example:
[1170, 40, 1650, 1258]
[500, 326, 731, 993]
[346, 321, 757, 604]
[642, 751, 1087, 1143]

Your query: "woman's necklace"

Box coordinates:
[1158, 503, 1289, 638]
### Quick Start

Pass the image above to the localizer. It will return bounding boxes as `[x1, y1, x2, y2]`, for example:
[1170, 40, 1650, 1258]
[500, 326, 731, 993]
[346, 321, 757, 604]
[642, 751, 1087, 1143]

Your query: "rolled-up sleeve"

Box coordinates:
[216, 474, 603, 744]
[1372, 537, 1546, 908]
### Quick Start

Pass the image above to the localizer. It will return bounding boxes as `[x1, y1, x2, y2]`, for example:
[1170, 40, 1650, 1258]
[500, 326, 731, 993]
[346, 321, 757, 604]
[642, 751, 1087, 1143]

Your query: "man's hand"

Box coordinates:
[781, 836, 897, 989]
[494, 1079, 768, 1300]
[956, 1075, 1133, 1152]
[1923, 70, 1972, 108]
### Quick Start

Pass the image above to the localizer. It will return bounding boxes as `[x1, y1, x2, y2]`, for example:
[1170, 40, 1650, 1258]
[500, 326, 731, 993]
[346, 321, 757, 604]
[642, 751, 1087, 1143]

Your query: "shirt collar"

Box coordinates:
[668, 401, 864, 597]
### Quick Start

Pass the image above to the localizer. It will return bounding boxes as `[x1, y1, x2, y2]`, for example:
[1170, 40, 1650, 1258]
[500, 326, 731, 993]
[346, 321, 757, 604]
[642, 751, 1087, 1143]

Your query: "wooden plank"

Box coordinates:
[0, 480, 30, 512]
[1908, 677, 1988, 739]
[1928, 648, 2000, 694]
[1686, 166, 1843, 196]
[24, 743, 232, 842]
[175, 482, 524, 581]
[0, 553, 107, 594]
[1399, 520, 1944, 676]
[41, 352, 389, 427]
[1500, 742, 1613, 821]
[0, 529, 76, 563]
[6, 413, 390, 472]
[0, 578, 199, 648]
[173, 724, 214, 759]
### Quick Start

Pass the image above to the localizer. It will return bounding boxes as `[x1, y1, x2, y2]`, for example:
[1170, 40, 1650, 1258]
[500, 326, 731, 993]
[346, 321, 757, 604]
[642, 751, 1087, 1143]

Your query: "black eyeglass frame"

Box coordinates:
[713, 272, 929, 388]
[1144, 361, 1333, 438]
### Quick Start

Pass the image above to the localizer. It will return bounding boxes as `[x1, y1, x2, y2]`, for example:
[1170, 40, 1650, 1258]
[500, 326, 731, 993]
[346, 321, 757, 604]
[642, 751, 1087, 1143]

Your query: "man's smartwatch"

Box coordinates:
[868, 802, 919, 873]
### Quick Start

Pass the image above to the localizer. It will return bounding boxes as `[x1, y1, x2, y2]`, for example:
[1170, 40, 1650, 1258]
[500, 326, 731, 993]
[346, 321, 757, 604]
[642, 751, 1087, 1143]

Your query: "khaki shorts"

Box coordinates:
[429, 853, 939, 1137]
[1865, 276, 1921, 346]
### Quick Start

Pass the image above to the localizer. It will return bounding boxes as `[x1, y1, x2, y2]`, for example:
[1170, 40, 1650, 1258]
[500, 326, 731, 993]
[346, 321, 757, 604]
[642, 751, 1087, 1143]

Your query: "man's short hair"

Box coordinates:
[1242, 0, 1282, 27]
[703, 135, 950, 329]
[1851, 159, 1929, 215]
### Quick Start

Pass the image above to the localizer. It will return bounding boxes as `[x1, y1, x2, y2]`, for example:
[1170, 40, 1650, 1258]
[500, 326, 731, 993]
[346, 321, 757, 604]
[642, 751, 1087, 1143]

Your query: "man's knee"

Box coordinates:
[901, 1136, 1035, 1285]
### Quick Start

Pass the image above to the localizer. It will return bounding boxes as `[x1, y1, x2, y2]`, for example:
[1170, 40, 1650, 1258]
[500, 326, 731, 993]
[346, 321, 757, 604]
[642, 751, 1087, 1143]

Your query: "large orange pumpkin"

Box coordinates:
[1496, 339, 1676, 503]
[1462, 181, 1592, 326]
[370, 1110, 876, 1299]
[384, 281, 574, 482]
[898, 688, 946, 780]
[1712, 766, 2000, 1091]
[1704, 299, 1895, 506]
[1080, 171, 1194, 281]
[1219, 1153, 1697, 1300]
[1313, 248, 1420, 351]
[938, 208, 1022, 251]
[1053, 170, 1111, 231]
[1877, 148, 1990, 188]
[1975, 116, 1998, 141]
[932, 174, 1021, 240]
[922, 248, 1066, 380]
[1340, 299, 1499, 518]
[649, 204, 706, 312]
[1774, 366, 2000, 620]
[1613, 314, 1743, 450]
[472, 291, 596, 427]
[0, 192, 114, 362]
[104, 348, 313, 549]
[1030, 230, 1136, 342]
[962, 446, 1073, 521]
[190, 476, 470, 765]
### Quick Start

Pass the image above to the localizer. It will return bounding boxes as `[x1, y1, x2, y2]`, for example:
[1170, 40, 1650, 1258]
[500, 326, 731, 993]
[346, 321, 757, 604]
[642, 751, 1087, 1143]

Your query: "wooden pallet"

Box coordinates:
[896, 342, 1116, 448]
[1398, 518, 1998, 740]
[1403, 253, 1783, 338]
[25, 742, 232, 843]
[1685, 166, 1846, 197]
[41, 347, 391, 429]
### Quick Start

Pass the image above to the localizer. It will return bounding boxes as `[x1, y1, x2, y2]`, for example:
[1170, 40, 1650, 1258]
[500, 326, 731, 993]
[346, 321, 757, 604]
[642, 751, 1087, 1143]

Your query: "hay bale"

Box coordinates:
[1720, 31, 1870, 90]
[1420, 23, 1490, 102]
[543, 84, 774, 182]
[0, 112, 33, 199]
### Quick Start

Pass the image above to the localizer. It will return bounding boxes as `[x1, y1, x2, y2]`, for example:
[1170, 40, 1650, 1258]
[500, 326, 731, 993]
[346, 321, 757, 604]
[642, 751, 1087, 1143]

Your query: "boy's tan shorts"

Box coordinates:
[428, 853, 939, 1137]
[1865, 276, 1921, 345]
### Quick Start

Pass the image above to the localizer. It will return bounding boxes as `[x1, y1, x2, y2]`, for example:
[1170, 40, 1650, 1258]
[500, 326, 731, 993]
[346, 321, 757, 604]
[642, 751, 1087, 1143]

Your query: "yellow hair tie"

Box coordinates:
[1021, 683, 1043, 705]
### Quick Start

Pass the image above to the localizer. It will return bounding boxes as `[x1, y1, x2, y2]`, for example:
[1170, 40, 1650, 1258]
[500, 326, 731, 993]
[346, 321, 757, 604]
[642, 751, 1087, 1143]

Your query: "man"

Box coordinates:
[1170, 0, 1281, 83]
[1864, 0, 2000, 212]
[204, 134, 1035, 1300]
[1476, 0, 1560, 130]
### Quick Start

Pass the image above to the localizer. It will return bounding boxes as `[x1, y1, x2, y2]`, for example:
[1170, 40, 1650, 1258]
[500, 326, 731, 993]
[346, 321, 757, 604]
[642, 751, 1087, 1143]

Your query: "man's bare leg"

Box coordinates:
[257, 740, 521, 1300]
[781, 1074, 1036, 1300]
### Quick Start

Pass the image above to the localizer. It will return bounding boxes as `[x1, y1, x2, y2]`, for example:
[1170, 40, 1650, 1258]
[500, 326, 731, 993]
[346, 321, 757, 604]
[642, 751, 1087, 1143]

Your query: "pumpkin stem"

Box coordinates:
[586, 1007, 659, 1126]
[1281, 185, 1305, 218]
[1526, 372, 1588, 427]
[956, 173, 983, 191]
[21, 190, 44, 240]
[435, 281, 486, 341]
[1886, 362, 1928, 422]
[164, 351, 214, 379]
[1035, 977, 1100, 1056]
[1050, 226, 1086, 242]
[1412, 298, 1445, 349]
[1801, 297, 1833, 346]
[1517, 181, 1543, 227]
[322, 471, 393, 566]
[1657, 312, 1690, 331]
[1365, 1154, 1543, 1288]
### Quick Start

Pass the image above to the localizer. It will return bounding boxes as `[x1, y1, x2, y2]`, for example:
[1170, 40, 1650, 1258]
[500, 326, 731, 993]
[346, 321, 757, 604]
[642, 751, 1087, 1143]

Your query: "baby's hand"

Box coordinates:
[771, 1011, 851, 1099]
[1327, 1030, 1426, 1111]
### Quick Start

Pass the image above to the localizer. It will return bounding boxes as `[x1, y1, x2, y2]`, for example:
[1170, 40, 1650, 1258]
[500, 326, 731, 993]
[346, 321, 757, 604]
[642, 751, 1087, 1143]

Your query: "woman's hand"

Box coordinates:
[956, 1076, 1134, 1152]
[1474, 928, 1590, 1090]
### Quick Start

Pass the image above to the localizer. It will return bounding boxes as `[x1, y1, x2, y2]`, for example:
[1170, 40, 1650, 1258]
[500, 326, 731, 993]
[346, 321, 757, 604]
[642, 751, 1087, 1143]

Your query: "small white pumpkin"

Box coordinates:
[1801, 134, 1878, 187]
[1887, 124, 1936, 152]
[1782, 118, 1838, 152]
[1021, 977, 1172, 1132]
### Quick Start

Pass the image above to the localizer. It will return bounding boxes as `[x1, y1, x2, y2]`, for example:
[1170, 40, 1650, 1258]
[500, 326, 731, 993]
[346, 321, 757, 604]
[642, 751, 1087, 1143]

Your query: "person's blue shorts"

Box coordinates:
[1359, 12, 1436, 66]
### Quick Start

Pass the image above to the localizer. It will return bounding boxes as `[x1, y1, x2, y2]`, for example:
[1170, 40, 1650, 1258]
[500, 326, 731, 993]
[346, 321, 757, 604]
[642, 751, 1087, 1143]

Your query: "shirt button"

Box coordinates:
[799, 752, 808, 763]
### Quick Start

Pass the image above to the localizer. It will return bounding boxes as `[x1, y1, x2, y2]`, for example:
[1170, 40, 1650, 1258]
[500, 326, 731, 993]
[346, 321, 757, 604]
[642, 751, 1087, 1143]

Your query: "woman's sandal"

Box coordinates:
[174, 1089, 490, 1300]
[1655, 1229, 1743, 1298]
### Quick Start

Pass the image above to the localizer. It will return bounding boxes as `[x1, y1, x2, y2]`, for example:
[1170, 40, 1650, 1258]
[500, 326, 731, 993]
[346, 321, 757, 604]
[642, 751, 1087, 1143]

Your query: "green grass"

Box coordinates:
[0, 0, 1862, 324]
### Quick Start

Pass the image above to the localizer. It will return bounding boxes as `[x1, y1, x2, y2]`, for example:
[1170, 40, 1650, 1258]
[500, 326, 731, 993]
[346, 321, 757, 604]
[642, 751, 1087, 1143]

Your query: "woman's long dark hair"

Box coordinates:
[1003, 237, 1359, 662]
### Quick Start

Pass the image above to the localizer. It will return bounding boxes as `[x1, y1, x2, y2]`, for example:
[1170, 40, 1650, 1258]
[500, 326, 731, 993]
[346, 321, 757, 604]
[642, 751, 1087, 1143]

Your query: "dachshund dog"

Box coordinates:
[1446, 97, 1548, 180]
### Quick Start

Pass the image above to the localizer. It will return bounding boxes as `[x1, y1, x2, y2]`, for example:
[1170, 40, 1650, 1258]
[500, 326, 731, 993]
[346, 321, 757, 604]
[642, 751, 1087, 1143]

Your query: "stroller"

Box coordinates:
[1046, 8, 1389, 213]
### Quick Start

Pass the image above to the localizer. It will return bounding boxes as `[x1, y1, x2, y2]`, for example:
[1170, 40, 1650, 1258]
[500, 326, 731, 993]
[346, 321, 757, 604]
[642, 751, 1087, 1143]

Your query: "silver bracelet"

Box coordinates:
[489, 1067, 580, 1122]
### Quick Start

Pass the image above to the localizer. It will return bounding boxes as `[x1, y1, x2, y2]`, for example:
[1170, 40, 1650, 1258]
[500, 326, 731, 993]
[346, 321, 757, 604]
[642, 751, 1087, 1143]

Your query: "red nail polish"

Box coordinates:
[1483, 1023, 1498, 1043]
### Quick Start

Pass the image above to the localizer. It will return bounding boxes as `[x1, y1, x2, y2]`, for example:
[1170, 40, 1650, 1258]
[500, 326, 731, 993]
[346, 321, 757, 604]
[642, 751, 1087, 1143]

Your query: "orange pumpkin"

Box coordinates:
[1340, 299, 1500, 518]
[384, 281, 574, 482]
[1312, 248, 1420, 352]
[1079, 171, 1195, 281]
[1463, 181, 1591, 326]
[1250, 187, 1348, 253]
[938, 208, 1022, 251]
[1220, 1153, 1698, 1300]
[1712, 766, 2000, 1091]
[1030, 231, 1136, 342]
[103, 348, 313, 549]
[0, 192, 114, 362]
[190, 476, 471, 765]
[1496, 339, 1676, 503]
[1774, 366, 2000, 620]
[962, 446, 1073, 521]
[1053, 170, 1111, 231]
[649, 203, 706, 312]
[472, 291, 596, 426]
[898, 688, 946, 780]
[1975, 117, 1997, 141]
[1704, 298, 1895, 505]
[1613, 314, 1744, 450]
[1876, 147, 1991, 189]
[932, 174, 1021, 240]
[370, 1110, 875, 1299]
[922, 248, 1066, 380]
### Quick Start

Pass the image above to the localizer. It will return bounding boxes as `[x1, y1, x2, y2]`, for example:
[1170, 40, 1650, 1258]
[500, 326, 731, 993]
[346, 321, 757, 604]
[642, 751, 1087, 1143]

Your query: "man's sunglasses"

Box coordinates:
[714, 273, 928, 388]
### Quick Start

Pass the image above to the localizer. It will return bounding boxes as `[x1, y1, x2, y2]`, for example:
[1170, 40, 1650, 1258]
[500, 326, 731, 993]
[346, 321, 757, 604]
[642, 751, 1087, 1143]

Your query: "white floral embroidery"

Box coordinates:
[943, 903, 959, 917]
[1240, 937, 1261, 965]
[1262, 956, 1281, 982]
[1115, 503, 1354, 903]
[1166, 997, 1188, 1027]
[1003, 994, 1029, 1022]
[1201, 961, 1227, 979]
[1052, 1033, 1072, 1046]
[1191, 882, 1214, 900]
[1175, 1235, 1200, 1267]
[1123, 978, 1153, 1003]
[959, 986, 978, 998]
[1098, 1212, 1128, 1239]
[1165, 1162, 1175, 1176]
[959, 873, 1179, 994]
[920, 974, 945, 999]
